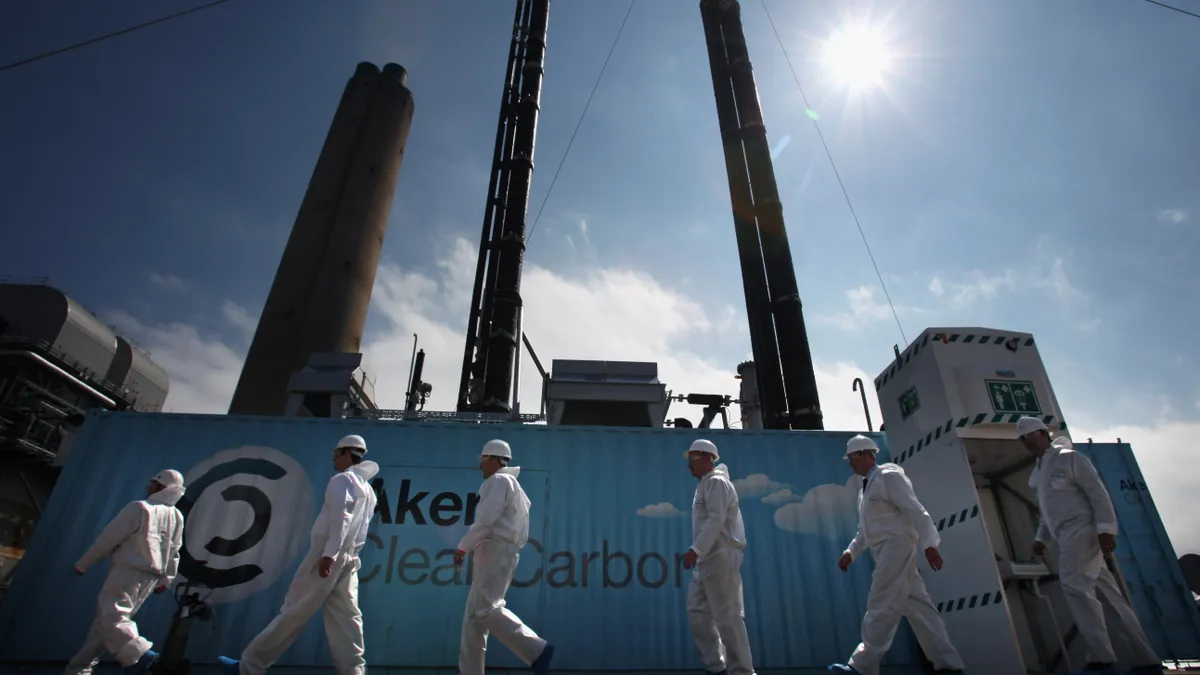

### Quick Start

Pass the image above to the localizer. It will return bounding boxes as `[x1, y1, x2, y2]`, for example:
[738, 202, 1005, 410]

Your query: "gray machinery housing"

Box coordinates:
[0, 280, 170, 601]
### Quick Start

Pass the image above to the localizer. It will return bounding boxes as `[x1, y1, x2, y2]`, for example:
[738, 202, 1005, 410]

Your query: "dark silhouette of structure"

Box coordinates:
[229, 62, 414, 417]
[700, 0, 823, 430]
[457, 0, 550, 415]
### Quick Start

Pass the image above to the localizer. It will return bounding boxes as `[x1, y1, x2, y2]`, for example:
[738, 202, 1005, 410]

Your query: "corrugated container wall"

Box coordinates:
[1072, 441, 1200, 659]
[2, 413, 1196, 672]
[0, 413, 921, 673]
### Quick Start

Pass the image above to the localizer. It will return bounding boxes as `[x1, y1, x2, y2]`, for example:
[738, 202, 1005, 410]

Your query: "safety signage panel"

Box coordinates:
[899, 386, 921, 420]
[985, 379, 1042, 415]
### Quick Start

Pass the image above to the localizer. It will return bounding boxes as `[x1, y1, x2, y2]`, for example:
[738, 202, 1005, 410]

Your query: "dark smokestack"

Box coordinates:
[458, 0, 531, 412]
[229, 62, 415, 416]
[700, 0, 823, 430]
[459, 0, 550, 414]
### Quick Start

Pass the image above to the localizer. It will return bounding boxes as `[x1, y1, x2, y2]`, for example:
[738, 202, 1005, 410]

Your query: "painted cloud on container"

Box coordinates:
[637, 502, 686, 518]
[733, 473, 789, 498]
[772, 474, 861, 539]
[761, 488, 799, 505]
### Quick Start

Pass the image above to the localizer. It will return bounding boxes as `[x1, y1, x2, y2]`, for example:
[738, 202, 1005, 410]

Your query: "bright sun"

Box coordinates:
[821, 24, 894, 92]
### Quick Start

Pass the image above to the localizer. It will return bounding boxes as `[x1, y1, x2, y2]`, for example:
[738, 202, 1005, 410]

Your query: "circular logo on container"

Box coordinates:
[175, 446, 315, 605]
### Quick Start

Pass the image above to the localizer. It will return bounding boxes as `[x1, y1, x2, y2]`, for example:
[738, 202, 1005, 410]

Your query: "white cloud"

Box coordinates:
[938, 269, 1018, 308]
[772, 474, 861, 538]
[820, 285, 922, 332]
[930, 258, 1089, 311]
[1071, 416, 1200, 559]
[636, 502, 685, 518]
[1033, 257, 1086, 305]
[149, 273, 187, 292]
[732, 473, 789, 498]
[113, 236, 890, 432]
[104, 310, 244, 415]
[1157, 209, 1189, 224]
[220, 300, 256, 339]
[761, 488, 798, 505]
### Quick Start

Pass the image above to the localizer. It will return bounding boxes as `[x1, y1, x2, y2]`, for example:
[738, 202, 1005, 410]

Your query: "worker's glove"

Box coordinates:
[318, 557, 335, 578]
[924, 547, 944, 571]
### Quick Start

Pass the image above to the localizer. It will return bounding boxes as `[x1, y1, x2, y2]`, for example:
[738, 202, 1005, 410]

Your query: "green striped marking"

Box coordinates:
[937, 589, 1004, 613]
[875, 332, 1036, 391]
[894, 414, 1066, 464]
[936, 504, 980, 532]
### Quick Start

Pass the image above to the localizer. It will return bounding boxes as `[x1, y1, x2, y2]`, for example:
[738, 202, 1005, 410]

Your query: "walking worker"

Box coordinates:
[829, 435, 964, 675]
[453, 439, 555, 675]
[682, 438, 755, 675]
[1017, 416, 1163, 674]
[219, 434, 379, 675]
[66, 469, 187, 675]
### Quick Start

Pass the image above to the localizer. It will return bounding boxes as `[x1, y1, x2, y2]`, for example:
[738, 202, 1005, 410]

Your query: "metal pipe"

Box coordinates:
[0, 350, 117, 408]
[853, 377, 873, 431]
[458, 0, 529, 411]
[16, 470, 44, 516]
[1030, 579, 1073, 674]
[405, 333, 418, 400]
[712, 0, 822, 430]
[510, 304, 523, 420]
[699, 0, 786, 429]
[405, 349, 426, 412]
[480, 0, 550, 413]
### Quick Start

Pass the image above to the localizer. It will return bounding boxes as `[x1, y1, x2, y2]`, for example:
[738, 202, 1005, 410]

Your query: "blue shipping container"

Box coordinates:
[0, 412, 916, 673]
[1073, 441, 1200, 662]
[1, 412, 1195, 673]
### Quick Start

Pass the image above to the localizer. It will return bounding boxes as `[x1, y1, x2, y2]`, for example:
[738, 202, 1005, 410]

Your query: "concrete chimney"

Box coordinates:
[229, 62, 415, 416]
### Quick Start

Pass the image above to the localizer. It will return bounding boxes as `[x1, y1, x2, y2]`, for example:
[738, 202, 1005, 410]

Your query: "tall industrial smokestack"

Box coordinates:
[229, 62, 415, 417]
[700, 0, 823, 430]
[458, 0, 550, 414]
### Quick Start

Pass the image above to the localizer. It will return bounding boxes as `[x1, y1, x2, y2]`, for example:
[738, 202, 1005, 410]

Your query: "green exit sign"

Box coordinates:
[899, 386, 920, 420]
[985, 379, 1042, 415]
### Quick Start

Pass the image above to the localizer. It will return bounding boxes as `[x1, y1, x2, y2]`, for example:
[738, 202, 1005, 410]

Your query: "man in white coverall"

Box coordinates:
[829, 435, 964, 675]
[452, 439, 555, 675]
[1017, 416, 1163, 675]
[218, 434, 379, 675]
[67, 469, 186, 675]
[682, 438, 755, 675]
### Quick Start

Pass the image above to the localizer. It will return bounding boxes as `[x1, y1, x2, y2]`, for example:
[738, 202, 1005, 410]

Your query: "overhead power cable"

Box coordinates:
[526, 0, 636, 245]
[1142, 0, 1200, 20]
[759, 0, 909, 346]
[0, 0, 235, 74]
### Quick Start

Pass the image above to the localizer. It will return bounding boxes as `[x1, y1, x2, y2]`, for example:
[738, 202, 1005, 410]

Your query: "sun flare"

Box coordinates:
[821, 23, 895, 92]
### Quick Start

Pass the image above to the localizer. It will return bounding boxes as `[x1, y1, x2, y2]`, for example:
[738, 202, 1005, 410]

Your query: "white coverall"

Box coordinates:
[66, 486, 186, 675]
[1029, 437, 1160, 667]
[688, 464, 755, 675]
[843, 464, 963, 675]
[457, 466, 548, 675]
[237, 460, 379, 675]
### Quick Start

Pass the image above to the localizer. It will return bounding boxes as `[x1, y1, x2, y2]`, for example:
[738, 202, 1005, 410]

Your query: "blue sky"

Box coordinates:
[1, 0, 1198, 549]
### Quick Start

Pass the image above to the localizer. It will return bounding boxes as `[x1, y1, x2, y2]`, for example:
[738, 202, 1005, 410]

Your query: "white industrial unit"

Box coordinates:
[874, 326, 1138, 674]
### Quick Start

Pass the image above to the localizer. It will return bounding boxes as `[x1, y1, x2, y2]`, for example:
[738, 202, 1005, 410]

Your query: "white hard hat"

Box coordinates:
[336, 434, 368, 454]
[482, 439, 512, 460]
[1015, 417, 1047, 438]
[684, 439, 720, 461]
[845, 435, 879, 456]
[152, 469, 184, 489]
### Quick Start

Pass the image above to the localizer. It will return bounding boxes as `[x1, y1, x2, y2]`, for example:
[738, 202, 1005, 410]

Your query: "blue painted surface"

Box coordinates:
[0, 412, 916, 671]
[1075, 441, 1200, 661]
